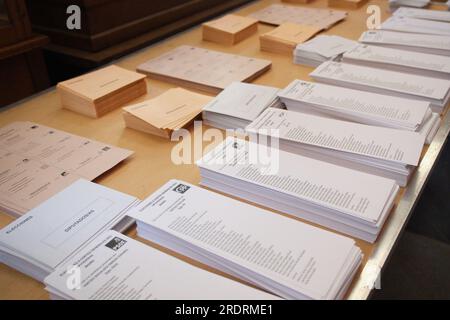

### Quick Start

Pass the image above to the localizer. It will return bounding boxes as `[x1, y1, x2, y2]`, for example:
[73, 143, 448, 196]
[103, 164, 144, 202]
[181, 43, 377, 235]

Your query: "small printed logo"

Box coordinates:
[173, 183, 190, 194]
[105, 237, 127, 251]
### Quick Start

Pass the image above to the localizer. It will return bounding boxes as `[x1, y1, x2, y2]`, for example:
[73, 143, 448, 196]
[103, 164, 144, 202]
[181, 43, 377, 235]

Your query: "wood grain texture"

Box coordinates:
[0, 0, 446, 299]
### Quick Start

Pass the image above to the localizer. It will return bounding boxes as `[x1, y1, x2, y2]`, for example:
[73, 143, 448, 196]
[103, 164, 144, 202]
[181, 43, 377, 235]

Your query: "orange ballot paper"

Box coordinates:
[202, 14, 258, 45]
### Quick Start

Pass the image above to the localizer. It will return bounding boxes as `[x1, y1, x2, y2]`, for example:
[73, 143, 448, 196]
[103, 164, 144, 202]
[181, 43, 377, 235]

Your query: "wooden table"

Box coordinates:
[1, 0, 449, 300]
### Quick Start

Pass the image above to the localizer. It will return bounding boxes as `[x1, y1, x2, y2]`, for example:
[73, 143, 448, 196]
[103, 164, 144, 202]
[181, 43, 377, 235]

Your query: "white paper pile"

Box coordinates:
[202, 82, 283, 130]
[129, 179, 363, 299]
[0, 179, 139, 282]
[380, 16, 450, 36]
[389, 0, 430, 11]
[197, 137, 400, 242]
[293, 35, 358, 67]
[246, 108, 426, 186]
[278, 80, 440, 144]
[392, 6, 450, 22]
[44, 230, 278, 300]
[359, 30, 450, 56]
[310, 61, 450, 114]
[342, 44, 450, 80]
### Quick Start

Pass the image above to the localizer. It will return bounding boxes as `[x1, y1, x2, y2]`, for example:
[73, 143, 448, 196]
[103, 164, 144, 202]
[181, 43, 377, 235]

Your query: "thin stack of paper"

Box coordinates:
[129, 179, 363, 299]
[123, 88, 212, 138]
[44, 230, 278, 300]
[359, 30, 450, 56]
[197, 137, 400, 242]
[0, 179, 139, 282]
[392, 6, 450, 22]
[0, 122, 133, 217]
[250, 4, 348, 30]
[260, 23, 321, 55]
[202, 14, 258, 45]
[278, 80, 440, 144]
[389, 0, 430, 11]
[328, 0, 368, 9]
[136, 45, 272, 94]
[380, 16, 450, 36]
[293, 35, 358, 66]
[202, 82, 283, 130]
[282, 0, 312, 4]
[57, 65, 147, 118]
[342, 44, 450, 80]
[310, 61, 450, 114]
[246, 108, 426, 186]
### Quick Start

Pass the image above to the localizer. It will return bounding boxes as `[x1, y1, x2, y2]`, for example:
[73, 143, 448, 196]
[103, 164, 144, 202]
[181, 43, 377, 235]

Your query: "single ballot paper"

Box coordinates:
[0, 122, 133, 217]
[57, 65, 147, 118]
[123, 88, 212, 138]
[202, 14, 258, 45]
[260, 22, 322, 55]
[137, 45, 272, 94]
[380, 16, 450, 36]
[250, 4, 347, 30]
[44, 230, 279, 300]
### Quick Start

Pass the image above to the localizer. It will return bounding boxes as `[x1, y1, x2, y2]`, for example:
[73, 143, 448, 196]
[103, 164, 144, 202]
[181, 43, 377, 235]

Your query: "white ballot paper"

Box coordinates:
[246, 108, 425, 186]
[44, 230, 279, 300]
[393, 7, 450, 22]
[278, 80, 439, 144]
[0, 179, 139, 282]
[129, 179, 363, 299]
[293, 35, 358, 67]
[197, 137, 399, 242]
[359, 30, 450, 57]
[0, 121, 133, 217]
[342, 44, 450, 80]
[310, 61, 450, 113]
[380, 16, 450, 36]
[202, 82, 283, 130]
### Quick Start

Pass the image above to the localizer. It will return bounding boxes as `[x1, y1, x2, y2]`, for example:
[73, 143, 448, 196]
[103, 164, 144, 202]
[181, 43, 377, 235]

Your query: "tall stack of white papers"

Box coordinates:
[246, 108, 425, 186]
[392, 7, 450, 22]
[389, 0, 430, 11]
[129, 179, 363, 299]
[293, 35, 358, 67]
[0, 121, 133, 217]
[202, 82, 283, 130]
[380, 16, 450, 36]
[310, 61, 450, 114]
[278, 80, 440, 144]
[342, 44, 450, 80]
[44, 230, 278, 300]
[198, 137, 400, 242]
[359, 30, 450, 56]
[0, 179, 139, 282]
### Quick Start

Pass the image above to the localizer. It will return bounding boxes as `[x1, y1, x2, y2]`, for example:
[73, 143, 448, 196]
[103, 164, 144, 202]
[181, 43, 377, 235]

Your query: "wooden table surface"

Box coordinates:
[0, 0, 448, 299]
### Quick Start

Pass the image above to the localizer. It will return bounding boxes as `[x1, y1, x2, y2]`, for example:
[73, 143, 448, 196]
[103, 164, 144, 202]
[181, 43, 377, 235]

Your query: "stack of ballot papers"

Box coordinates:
[342, 44, 450, 80]
[259, 23, 321, 55]
[136, 45, 272, 94]
[202, 82, 283, 130]
[0, 179, 139, 282]
[57, 65, 147, 118]
[44, 230, 278, 300]
[129, 179, 363, 299]
[328, 0, 368, 9]
[0, 121, 133, 217]
[389, 0, 430, 11]
[250, 4, 348, 30]
[380, 16, 450, 36]
[310, 61, 450, 114]
[278, 80, 440, 144]
[202, 14, 258, 45]
[123, 88, 212, 138]
[245, 108, 426, 186]
[359, 30, 450, 56]
[197, 138, 400, 242]
[293, 35, 358, 66]
[392, 6, 450, 22]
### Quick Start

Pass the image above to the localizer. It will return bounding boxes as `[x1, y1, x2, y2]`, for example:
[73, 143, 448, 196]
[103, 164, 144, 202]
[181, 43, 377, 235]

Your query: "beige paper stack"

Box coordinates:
[123, 88, 212, 138]
[328, 0, 368, 9]
[202, 14, 258, 45]
[57, 65, 147, 118]
[260, 22, 322, 55]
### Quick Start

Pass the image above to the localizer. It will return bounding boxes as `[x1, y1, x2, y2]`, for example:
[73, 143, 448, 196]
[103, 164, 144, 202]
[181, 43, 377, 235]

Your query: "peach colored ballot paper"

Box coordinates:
[203, 14, 257, 34]
[263, 22, 322, 44]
